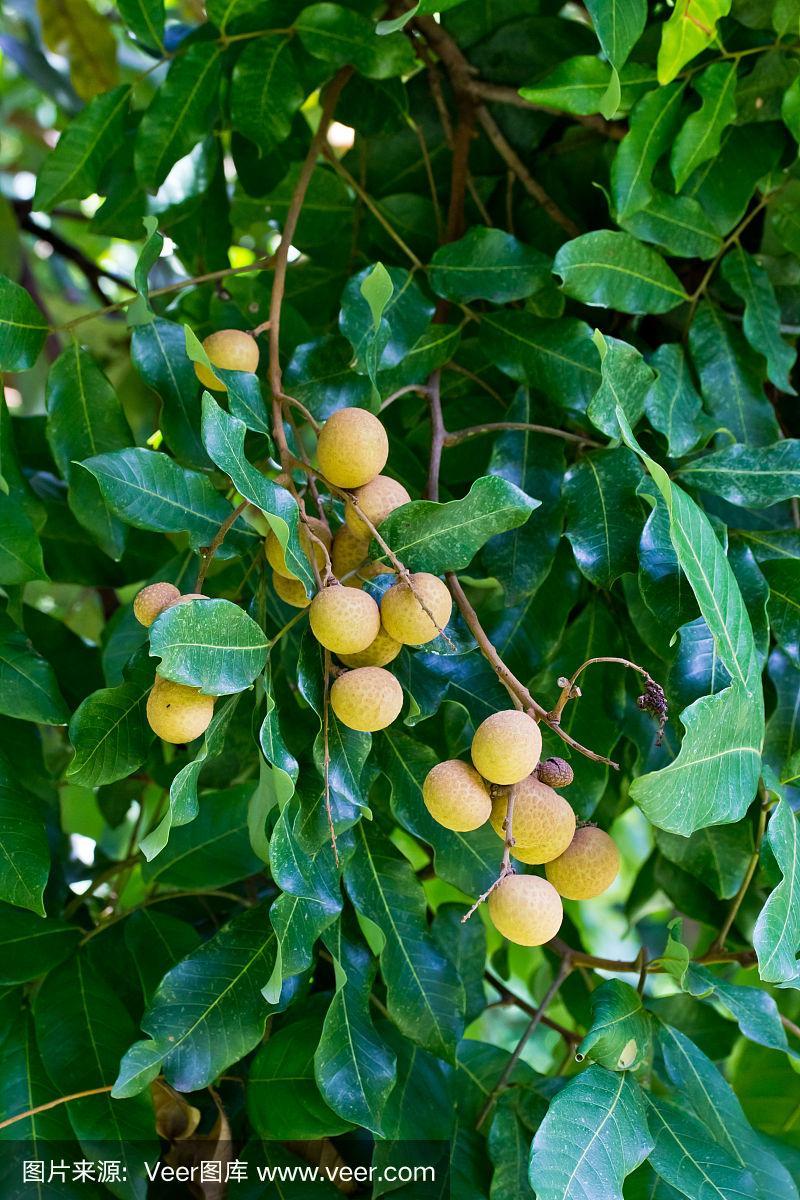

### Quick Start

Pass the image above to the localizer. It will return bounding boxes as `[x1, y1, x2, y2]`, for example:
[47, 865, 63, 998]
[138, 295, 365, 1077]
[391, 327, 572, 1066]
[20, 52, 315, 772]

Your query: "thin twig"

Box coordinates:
[322, 144, 423, 268]
[444, 421, 600, 449]
[0, 1086, 115, 1131]
[195, 499, 249, 592]
[484, 971, 580, 1044]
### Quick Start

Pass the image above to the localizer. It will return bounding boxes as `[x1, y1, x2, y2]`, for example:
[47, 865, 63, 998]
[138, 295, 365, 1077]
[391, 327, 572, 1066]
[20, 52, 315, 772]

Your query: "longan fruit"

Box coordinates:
[194, 329, 259, 391]
[471, 710, 542, 786]
[490, 776, 576, 864]
[346, 475, 411, 539]
[330, 667, 403, 732]
[537, 756, 574, 788]
[545, 826, 620, 900]
[163, 592, 209, 611]
[338, 624, 402, 668]
[309, 585, 381, 654]
[266, 517, 332, 579]
[133, 583, 180, 627]
[316, 408, 388, 488]
[422, 760, 491, 832]
[146, 677, 214, 744]
[488, 875, 563, 947]
[273, 571, 310, 609]
[380, 573, 453, 646]
[331, 526, 392, 588]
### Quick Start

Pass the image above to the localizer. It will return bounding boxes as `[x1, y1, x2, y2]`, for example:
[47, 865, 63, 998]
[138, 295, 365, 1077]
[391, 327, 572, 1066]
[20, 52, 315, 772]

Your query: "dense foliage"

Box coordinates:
[1, 0, 800, 1195]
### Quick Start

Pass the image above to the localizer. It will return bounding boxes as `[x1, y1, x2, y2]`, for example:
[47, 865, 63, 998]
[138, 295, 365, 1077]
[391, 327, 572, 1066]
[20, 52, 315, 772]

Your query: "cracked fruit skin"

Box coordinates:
[346, 475, 411, 539]
[330, 667, 403, 732]
[471, 710, 542, 785]
[194, 329, 259, 391]
[146, 677, 214, 744]
[338, 624, 401, 668]
[490, 776, 576, 864]
[380, 573, 453, 646]
[266, 516, 331, 579]
[316, 407, 389, 488]
[545, 826, 620, 900]
[488, 875, 563, 946]
[273, 571, 310, 609]
[134, 582, 180, 627]
[422, 760, 491, 832]
[309, 586, 381, 654]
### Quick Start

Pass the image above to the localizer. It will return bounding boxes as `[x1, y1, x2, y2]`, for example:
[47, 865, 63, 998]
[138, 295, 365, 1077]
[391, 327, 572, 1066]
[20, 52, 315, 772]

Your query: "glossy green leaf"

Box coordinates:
[753, 798, 800, 987]
[0, 611, 68, 725]
[0, 906, 80, 984]
[677, 441, 800, 508]
[763, 559, 800, 665]
[657, 0, 732, 84]
[0, 780, 49, 915]
[611, 83, 686, 220]
[341, 264, 434, 376]
[689, 303, 780, 446]
[134, 44, 223, 190]
[429, 227, 550, 303]
[34, 85, 131, 210]
[584, 0, 646, 117]
[671, 63, 738, 191]
[231, 36, 304, 146]
[124, 909, 201, 1004]
[249, 1013, 354, 1139]
[644, 344, 715, 458]
[554, 231, 688, 314]
[564, 448, 644, 588]
[149, 597, 269, 696]
[646, 1093, 757, 1200]
[482, 311, 600, 419]
[141, 785, 261, 888]
[0, 275, 49, 372]
[118, 0, 164, 49]
[589, 330, 655, 438]
[296, 3, 416, 79]
[622, 192, 723, 261]
[529, 1066, 652, 1200]
[654, 822, 753, 899]
[720, 246, 796, 394]
[67, 648, 154, 788]
[131, 318, 207, 469]
[577, 980, 652, 1071]
[371, 475, 538, 574]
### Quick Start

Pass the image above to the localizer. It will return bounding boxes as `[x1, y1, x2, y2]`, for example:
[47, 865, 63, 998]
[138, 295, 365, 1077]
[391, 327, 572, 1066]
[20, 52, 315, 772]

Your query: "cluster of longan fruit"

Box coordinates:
[422, 709, 620, 947]
[133, 584, 215, 744]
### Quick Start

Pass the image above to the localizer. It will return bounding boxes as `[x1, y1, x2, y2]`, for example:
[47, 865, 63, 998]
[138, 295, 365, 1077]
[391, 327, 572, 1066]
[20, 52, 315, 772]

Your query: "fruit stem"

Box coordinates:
[461, 785, 518, 924]
[195, 498, 250, 590]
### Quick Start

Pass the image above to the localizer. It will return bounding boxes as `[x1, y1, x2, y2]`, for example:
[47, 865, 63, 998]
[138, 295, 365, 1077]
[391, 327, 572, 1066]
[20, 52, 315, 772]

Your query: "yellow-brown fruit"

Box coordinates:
[490, 776, 576, 865]
[338, 624, 402, 668]
[309, 586, 380, 654]
[545, 826, 620, 900]
[330, 667, 403, 732]
[273, 571, 310, 609]
[266, 517, 332, 579]
[133, 583, 180, 628]
[380, 573, 453, 646]
[194, 330, 259, 391]
[331, 526, 392, 588]
[316, 407, 388, 488]
[422, 760, 491, 832]
[471, 710, 542, 786]
[488, 875, 563, 947]
[346, 475, 411, 539]
[146, 677, 215, 744]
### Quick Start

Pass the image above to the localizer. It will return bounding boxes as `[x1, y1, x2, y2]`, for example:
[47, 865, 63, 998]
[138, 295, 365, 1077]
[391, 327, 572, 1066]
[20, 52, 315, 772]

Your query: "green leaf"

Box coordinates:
[35, 954, 156, 1196]
[149, 597, 269, 696]
[577, 980, 652, 1071]
[782, 73, 800, 140]
[554, 231, 688, 315]
[0, 611, 68, 724]
[341, 265, 434, 376]
[140, 693, 241, 860]
[429, 227, 550, 304]
[0, 1007, 74, 1150]
[81, 446, 257, 552]
[370, 475, 539, 574]
[564, 448, 644, 588]
[315, 915, 397, 1134]
[118, 0, 164, 49]
[584, 0, 646, 117]
[127, 215, 163, 327]
[343, 820, 464, 1061]
[376, 0, 465, 34]
[589, 330, 655, 439]
[644, 344, 715, 458]
[201, 392, 314, 591]
[654, 822, 753, 899]
[141, 785, 262, 888]
[529, 1066, 653, 1200]
[763, 559, 800, 665]
[753, 798, 800, 987]
[124, 909, 200, 1004]
[0, 274, 49, 371]
[519, 58, 655, 117]
[657, 0, 732, 84]
[482, 311, 600, 420]
[67, 647, 154, 788]
[671, 63, 738, 191]
[0, 906, 80, 983]
[658, 1023, 797, 1200]
[617, 409, 765, 835]
[131, 318, 207, 469]
[645, 1093, 757, 1200]
[120, 903, 278, 1093]
[489, 1090, 545, 1200]
[720, 246, 796, 394]
[611, 83, 686, 220]
[296, 3, 416, 79]
[0, 783, 49, 915]
[622, 192, 723, 261]
[33, 85, 131, 210]
[689, 303, 779, 446]
[46, 343, 132, 559]
[249, 1014, 354, 1139]
[0, 400, 45, 585]
[231, 36, 304, 146]
[677, 441, 800, 508]
[134, 44, 223, 190]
